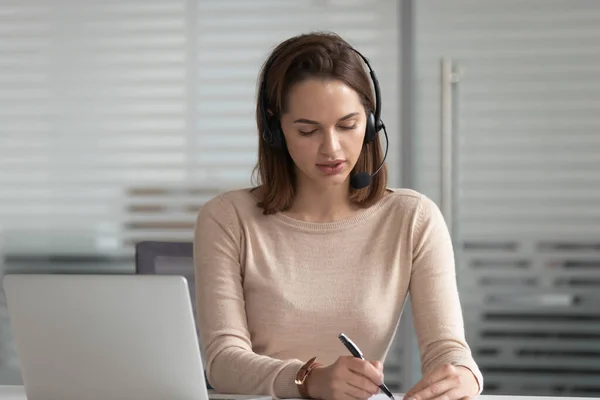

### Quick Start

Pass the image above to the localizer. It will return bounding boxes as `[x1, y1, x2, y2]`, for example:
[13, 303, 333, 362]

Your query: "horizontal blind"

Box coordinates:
[0, 0, 191, 256]
[0, 0, 402, 258]
[413, 0, 600, 396]
[0, 0, 406, 388]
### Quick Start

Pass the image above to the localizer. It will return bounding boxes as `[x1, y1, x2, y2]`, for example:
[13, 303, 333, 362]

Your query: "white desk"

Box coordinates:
[0, 385, 272, 400]
[0, 385, 597, 400]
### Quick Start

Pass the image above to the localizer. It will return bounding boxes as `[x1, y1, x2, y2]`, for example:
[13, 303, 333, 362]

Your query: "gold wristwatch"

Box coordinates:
[294, 357, 322, 398]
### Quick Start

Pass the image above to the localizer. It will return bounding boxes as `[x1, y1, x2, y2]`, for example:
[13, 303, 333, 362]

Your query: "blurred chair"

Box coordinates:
[135, 241, 194, 274]
[134, 240, 212, 389]
[135, 241, 196, 314]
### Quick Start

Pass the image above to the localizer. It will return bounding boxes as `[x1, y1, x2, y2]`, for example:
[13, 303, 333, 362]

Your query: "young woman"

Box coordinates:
[194, 32, 483, 400]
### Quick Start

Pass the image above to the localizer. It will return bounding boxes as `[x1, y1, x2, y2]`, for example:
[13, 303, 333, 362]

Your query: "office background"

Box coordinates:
[1, 0, 599, 397]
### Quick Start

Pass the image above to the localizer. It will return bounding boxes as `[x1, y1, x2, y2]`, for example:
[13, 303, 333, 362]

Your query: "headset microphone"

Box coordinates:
[350, 122, 389, 190]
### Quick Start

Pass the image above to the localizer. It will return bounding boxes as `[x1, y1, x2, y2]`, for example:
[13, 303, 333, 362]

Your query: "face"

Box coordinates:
[279, 78, 366, 189]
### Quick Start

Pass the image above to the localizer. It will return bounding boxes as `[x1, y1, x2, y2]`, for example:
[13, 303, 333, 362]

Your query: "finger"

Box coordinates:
[405, 365, 457, 399]
[410, 379, 454, 400]
[408, 376, 460, 400]
[404, 380, 426, 398]
[344, 381, 378, 400]
[430, 387, 466, 400]
[370, 360, 384, 373]
[346, 358, 383, 386]
[340, 390, 366, 400]
[345, 371, 381, 396]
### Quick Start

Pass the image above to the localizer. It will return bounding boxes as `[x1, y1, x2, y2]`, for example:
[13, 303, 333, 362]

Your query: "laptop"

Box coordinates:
[2, 274, 270, 400]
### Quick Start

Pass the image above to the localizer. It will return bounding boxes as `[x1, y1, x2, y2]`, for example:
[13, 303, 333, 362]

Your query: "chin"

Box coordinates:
[314, 173, 351, 188]
[298, 165, 353, 188]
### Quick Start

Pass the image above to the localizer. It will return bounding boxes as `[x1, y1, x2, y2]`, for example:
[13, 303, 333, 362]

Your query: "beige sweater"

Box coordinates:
[193, 188, 483, 398]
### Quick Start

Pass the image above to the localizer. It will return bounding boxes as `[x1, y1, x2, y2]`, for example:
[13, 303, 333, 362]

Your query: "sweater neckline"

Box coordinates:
[272, 190, 395, 232]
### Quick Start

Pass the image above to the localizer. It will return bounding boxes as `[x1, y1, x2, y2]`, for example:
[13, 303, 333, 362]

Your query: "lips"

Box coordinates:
[316, 160, 345, 175]
[316, 160, 344, 167]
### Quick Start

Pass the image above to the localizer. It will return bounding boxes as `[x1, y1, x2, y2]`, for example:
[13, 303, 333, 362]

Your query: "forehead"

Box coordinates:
[284, 78, 362, 118]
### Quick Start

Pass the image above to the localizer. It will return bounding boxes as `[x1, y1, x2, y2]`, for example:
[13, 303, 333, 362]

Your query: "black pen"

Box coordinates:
[338, 333, 395, 400]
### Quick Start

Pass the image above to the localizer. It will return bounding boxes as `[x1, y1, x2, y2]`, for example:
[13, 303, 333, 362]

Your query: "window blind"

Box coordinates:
[0, 0, 401, 258]
[412, 0, 600, 396]
[0, 0, 191, 256]
[0, 0, 406, 388]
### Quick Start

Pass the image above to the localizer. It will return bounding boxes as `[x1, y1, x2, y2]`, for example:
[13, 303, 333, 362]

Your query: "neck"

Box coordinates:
[286, 179, 358, 223]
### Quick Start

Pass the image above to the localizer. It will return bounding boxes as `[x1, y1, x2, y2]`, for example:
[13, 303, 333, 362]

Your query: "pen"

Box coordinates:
[338, 333, 395, 400]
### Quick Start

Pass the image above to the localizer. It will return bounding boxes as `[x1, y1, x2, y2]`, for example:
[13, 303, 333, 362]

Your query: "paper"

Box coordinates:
[208, 394, 272, 400]
[370, 393, 405, 400]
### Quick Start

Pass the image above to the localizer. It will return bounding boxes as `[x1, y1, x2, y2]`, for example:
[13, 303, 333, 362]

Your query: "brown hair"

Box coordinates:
[251, 31, 388, 215]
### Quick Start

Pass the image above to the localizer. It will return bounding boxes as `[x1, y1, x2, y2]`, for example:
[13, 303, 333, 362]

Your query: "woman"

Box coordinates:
[194, 31, 483, 400]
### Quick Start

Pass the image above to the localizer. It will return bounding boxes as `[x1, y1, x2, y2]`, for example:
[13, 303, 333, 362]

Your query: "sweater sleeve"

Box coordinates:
[193, 195, 304, 398]
[409, 195, 484, 394]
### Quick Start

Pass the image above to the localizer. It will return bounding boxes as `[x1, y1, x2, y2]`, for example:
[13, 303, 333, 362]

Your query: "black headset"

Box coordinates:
[258, 44, 389, 189]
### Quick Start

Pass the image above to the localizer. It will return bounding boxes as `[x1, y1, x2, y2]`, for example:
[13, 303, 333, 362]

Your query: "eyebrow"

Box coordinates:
[293, 112, 359, 125]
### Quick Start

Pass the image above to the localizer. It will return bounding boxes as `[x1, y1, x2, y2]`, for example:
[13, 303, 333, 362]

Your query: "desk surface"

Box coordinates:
[0, 385, 598, 400]
[0, 385, 271, 400]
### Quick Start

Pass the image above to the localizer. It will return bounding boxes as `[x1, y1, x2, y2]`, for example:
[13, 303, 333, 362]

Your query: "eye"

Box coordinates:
[299, 129, 317, 136]
[339, 124, 357, 130]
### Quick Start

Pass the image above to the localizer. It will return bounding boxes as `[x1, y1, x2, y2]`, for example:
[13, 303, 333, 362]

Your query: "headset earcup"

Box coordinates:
[364, 111, 377, 143]
[268, 119, 284, 148]
[262, 118, 282, 147]
[262, 124, 275, 146]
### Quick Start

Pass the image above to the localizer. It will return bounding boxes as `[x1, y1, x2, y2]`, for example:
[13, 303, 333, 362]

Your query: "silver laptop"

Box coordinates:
[2, 274, 269, 400]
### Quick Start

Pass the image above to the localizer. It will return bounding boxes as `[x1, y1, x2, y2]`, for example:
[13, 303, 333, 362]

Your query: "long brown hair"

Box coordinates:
[251, 31, 388, 215]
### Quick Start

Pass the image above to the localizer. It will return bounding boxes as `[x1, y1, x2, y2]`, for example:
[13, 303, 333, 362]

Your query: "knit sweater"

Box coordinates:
[193, 187, 483, 398]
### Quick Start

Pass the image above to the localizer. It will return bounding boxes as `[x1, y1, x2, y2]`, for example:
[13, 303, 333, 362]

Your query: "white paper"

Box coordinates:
[370, 393, 405, 400]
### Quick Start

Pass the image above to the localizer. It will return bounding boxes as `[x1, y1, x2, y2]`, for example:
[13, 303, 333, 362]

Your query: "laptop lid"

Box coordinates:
[3, 274, 208, 400]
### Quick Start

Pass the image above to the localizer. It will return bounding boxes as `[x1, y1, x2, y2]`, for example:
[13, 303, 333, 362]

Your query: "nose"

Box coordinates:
[320, 127, 341, 155]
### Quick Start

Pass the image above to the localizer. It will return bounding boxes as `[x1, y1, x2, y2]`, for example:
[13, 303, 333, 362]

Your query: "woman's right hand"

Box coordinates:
[306, 356, 384, 400]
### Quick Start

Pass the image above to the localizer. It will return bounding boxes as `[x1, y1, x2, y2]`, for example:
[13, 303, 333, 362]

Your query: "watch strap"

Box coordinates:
[295, 357, 322, 398]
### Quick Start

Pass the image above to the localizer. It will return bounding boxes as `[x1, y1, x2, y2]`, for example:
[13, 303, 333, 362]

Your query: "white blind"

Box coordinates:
[413, 0, 600, 396]
[0, 0, 192, 256]
[0, 0, 401, 257]
[0, 0, 406, 388]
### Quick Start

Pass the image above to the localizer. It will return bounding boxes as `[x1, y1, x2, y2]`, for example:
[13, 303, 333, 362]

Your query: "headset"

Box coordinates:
[258, 44, 389, 190]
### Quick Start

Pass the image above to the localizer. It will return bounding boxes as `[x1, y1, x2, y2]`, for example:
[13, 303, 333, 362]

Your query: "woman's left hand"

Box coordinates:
[403, 364, 479, 400]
